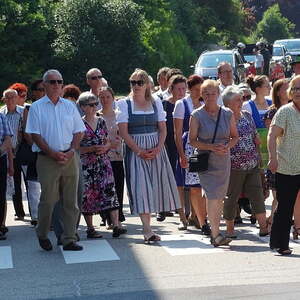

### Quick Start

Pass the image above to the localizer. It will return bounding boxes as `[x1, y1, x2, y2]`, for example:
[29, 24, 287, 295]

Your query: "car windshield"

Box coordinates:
[244, 54, 255, 62]
[198, 53, 233, 68]
[275, 40, 300, 52]
[272, 47, 283, 56]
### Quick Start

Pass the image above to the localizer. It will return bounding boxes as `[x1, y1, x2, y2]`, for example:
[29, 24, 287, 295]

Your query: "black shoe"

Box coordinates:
[57, 237, 62, 246]
[250, 216, 257, 224]
[38, 238, 53, 251]
[0, 232, 6, 240]
[0, 226, 8, 234]
[86, 228, 103, 239]
[112, 227, 127, 238]
[239, 198, 252, 214]
[165, 212, 174, 217]
[30, 220, 38, 227]
[156, 212, 166, 222]
[201, 224, 211, 236]
[63, 242, 83, 251]
[234, 216, 243, 224]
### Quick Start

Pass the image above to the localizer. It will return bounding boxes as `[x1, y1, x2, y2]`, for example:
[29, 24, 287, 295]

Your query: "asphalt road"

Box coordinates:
[1, 193, 300, 300]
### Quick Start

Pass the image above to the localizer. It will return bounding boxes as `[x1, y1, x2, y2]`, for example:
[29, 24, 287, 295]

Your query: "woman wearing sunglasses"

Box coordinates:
[116, 69, 180, 243]
[78, 92, 125, 239]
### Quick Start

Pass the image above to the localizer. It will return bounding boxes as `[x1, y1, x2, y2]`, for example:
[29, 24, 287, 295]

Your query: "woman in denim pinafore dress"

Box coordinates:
[117, 69, 181, 243]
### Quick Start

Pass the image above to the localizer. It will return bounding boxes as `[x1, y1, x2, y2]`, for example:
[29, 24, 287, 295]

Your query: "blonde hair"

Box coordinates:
[201, 79, 219, 91]
[129, 68, 154, 102]
[287, 75, 300, 99]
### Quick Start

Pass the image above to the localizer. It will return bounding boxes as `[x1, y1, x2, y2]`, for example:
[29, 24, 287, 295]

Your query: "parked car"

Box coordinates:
[270, 44, 291, 75]
[193, 49, 247, 84]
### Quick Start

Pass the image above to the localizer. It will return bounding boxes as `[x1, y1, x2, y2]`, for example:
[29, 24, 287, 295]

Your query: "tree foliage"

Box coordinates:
[0, 0, 54, 91]
[52, 0, 145, 92]
[251, 4, 295, 43]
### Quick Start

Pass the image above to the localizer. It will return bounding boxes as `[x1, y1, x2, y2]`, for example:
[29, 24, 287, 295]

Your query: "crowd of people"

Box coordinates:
[0, 55, 300, 255]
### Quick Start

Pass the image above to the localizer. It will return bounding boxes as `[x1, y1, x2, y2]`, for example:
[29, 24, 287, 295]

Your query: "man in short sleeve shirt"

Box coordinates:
[26, 69, 86, 251]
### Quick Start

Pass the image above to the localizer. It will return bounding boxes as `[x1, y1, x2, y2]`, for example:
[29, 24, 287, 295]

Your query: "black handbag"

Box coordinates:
[188, 107, 222, 173]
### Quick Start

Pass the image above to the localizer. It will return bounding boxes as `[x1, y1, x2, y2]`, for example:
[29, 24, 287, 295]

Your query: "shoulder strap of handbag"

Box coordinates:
[211, 107, 222, 144]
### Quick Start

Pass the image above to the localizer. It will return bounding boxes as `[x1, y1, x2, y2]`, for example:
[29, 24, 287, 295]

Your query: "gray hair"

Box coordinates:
[222, 86, 242, 106]
[86, 68, 102, 79]
[77, 91, 97, 106]
[238, 83, 252, 95]
[3, 89, 18, 98]
[43, 69, 63, 82]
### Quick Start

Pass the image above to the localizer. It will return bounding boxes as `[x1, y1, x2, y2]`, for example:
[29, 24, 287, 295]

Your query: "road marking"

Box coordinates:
[158, 234, 229, 256]
[60, 240, 120, 264]
[247, 227, 300, 247]
[0, 246, 13, 269]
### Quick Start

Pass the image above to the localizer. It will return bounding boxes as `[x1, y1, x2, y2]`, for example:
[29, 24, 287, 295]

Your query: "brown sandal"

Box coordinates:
[210, 233, 232, 247]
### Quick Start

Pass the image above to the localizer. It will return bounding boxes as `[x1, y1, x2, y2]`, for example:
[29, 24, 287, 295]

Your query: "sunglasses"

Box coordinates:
[90, 75, 103, 80]
[46, 80, 63, 85]
[242, 95, 251, 101]
[84, 102, 99, 107]
[130, 80, 144, 86]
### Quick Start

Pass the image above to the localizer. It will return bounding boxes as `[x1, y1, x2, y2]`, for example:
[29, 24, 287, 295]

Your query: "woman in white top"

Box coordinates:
[116, 69, 181, 243]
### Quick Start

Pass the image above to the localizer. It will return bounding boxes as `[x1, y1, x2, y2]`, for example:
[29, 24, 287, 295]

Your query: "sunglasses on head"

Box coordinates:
[130, 80, 144, 86]
[84, 102, 99, 107]
[90, 75, 103, 80]
[46, 80, 63, 85]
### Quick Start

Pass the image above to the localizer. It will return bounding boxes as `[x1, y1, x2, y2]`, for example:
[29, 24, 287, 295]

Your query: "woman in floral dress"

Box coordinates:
[78, 92, 126, 238]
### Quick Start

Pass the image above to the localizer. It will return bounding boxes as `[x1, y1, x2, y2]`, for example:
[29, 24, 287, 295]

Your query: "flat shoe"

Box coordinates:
[86, 228, 102, 239]
[225, 233, 237, 239]
[112, 227, 127, 238]
[38, 238, 53, 251]
[277, 248, 292, 255]
[0, 232, 7, 240]
[144, 233, 161, 244]
[178, 221, 188, 231]
[63, 242, 83, 251]
[210, 233, 232, 247]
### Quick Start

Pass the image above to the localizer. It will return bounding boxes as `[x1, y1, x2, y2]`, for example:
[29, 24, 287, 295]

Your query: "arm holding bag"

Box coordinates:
[188, 108, 221, 173]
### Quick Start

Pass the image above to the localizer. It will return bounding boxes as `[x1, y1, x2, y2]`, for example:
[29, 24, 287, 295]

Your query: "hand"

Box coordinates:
[268, 158, 278, 174]
[94, 144, 110, 155]
[137, 149, 153, 160]
[8, 165, 14, 177]
[146, 147, 161, 160]
[210, 143, 229, 155]
[179, 155, 188, 169]
[50, 151, 68, 164]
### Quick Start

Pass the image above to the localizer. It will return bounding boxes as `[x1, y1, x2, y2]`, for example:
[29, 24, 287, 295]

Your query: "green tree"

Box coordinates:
[0, 0, 54, 92]
[132, 0, 196, 79]
[52, 0, 146, 92]
[251, 4, 295, 43]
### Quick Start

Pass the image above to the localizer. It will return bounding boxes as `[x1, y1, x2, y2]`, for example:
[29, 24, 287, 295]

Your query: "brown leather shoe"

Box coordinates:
[38, 238, 53, 251]
[63, 242, 83, 251]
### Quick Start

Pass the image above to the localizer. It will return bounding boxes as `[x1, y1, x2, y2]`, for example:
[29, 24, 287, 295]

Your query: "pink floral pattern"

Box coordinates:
[80, 118, 119, 214]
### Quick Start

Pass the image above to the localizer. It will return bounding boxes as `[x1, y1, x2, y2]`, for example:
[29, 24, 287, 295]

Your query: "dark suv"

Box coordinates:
[193, 49, 247, 83]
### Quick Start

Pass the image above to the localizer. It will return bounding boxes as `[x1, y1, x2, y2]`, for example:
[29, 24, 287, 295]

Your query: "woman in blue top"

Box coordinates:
[117, 69, 181, 243]
[242, 75, 272, 128]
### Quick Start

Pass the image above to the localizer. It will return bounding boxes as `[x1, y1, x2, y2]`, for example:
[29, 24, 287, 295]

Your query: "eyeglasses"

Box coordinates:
[130, 80, 144, 86]
[291, 87, 300, 93]
[242, 95, 251, 101]
[90, 75, 103, 80]
[46, 80, 63, 85]
[84, 102, 99, 107]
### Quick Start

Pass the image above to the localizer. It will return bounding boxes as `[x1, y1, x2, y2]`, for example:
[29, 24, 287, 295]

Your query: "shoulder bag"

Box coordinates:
[188, 107, 222, 173]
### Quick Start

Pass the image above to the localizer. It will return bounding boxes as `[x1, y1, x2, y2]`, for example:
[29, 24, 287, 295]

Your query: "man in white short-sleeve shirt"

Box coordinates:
[26, 69, 86, 252]
[217, 62, 235, 106]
